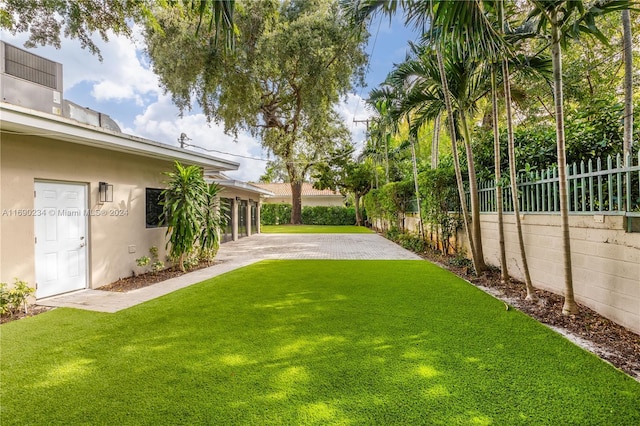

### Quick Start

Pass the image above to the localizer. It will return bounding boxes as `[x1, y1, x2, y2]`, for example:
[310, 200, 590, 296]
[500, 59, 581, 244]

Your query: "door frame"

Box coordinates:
[34, 179, 90, 298]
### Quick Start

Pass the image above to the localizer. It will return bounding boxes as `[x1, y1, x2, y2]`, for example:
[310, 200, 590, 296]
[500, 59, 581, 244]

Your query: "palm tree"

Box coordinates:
[388, 42, 492, 273]
[344, 0, 515, 274]
[622, 8, 634, 160]
[490, 65, 509, 283]
[431, 112, 441, 169]
[367, 89, 401, 184]
[526, 0, 631, 314]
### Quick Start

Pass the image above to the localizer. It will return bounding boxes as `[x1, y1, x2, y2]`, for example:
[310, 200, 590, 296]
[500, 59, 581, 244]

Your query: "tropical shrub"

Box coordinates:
[261, 204, 356, 225]
[0, 279, 35, 317]
[301, 206, 356, 225]
[364, 181, 414, 231]
[135, 246, 165, 275]
[260, 204, 292, 225]
[162, 161, 223, 271]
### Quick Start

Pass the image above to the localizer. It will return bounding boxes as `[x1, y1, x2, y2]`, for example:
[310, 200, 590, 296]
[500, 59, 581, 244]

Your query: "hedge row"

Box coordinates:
[301, 206, 356, 225]
[261, 204, 356, 225]
[260, 204, 292, 225]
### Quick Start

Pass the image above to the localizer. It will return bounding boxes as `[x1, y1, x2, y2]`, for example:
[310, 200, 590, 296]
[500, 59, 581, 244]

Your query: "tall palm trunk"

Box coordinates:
[622, 9, 634, 160]
[431, 112, 441, 169]
[409, 130, 424, 238]
[503, 59, 537, 301]
[550, 12, 577, 314]
[459, 109, 487, 272]
[435, 48, 481, 274]
[491, 68, 509, 283]
[384, 134, 390, 184]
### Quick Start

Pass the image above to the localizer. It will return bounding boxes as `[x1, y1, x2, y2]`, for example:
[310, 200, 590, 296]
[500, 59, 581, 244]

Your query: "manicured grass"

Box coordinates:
[261, 224, 373, 233]
[2, 260, 639, 425]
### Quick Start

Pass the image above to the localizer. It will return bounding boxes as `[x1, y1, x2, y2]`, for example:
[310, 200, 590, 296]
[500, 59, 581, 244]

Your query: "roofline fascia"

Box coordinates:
[212, 179, 275, 196]
[0, 102, 240, 171]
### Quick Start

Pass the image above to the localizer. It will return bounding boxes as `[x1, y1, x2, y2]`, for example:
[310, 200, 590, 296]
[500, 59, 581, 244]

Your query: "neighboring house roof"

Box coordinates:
[253, 182, 343, 197]
[0, 102, 240, 173]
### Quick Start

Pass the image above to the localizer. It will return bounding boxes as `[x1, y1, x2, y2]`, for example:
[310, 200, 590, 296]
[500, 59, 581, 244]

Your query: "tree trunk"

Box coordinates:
[622, 9, 634, 160]
[290, 181, 303, 224]
[431, 112, 441, 169]
[503, 59, 537, 301]
[384, 134, 390, 184]
[460, 109, 487, 272]
[354, 193, 362, 226]
[373, 159, 379, 189]
[178, 253, 186, 272]
[435, 47, 480, 275]
[491, 68, 509, 283]
[410, 131, 424, 238]
[551, 16, 577, 315]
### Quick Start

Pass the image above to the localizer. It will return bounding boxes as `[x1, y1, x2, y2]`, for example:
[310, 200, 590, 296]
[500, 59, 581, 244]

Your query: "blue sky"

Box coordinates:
[1, 14, 419, 181]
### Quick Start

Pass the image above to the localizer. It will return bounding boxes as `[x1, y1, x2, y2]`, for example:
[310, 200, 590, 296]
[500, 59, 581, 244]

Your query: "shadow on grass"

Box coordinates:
[2, 260, 639, 425]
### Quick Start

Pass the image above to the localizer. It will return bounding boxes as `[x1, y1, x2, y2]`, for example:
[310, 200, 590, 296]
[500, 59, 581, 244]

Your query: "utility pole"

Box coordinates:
[178, 132, 191, 148]
[353, 118, 372, 130]
[353, 118, 379, 188]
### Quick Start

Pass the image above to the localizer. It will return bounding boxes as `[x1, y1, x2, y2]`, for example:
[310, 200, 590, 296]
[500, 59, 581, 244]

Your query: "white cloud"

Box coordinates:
[1, 26, 160, 104]
[120, 94, 267, 182]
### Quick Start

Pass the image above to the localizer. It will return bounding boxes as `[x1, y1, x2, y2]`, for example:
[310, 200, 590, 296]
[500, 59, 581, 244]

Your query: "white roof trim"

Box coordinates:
[212, 179, 275, 196]
[0, 102, 239, 172]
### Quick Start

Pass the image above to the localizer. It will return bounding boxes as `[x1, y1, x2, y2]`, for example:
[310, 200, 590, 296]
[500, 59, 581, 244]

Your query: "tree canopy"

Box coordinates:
[144, 0, 368, 223]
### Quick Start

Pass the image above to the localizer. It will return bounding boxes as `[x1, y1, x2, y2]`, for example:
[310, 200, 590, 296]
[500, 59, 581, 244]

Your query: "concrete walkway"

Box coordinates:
[38, 233, 421, 313]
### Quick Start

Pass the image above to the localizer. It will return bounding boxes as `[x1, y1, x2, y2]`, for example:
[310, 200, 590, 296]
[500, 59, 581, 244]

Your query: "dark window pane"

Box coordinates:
[146, 188, 165, 228]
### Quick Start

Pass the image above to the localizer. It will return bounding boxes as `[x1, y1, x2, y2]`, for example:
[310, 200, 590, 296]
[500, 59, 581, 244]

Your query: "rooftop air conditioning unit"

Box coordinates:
[0, 41, 63, 115]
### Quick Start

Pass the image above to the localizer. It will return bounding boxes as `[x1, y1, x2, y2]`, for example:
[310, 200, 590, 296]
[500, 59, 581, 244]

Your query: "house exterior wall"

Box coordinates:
[372, 213, 639, 334]
[1, 133, 174, 291]
[217, 187, 264, 240]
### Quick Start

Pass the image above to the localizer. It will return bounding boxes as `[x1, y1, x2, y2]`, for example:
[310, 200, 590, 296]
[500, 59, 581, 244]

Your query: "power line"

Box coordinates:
[352, 13, 384, 120]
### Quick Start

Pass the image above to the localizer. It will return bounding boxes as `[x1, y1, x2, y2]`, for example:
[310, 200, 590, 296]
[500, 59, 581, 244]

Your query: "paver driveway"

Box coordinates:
[39, 233, 420, 313]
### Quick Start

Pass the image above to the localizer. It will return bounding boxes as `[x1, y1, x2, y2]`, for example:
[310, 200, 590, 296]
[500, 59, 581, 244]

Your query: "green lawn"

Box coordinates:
[2, 260, 639, 425]
[261, 224, 373, 233]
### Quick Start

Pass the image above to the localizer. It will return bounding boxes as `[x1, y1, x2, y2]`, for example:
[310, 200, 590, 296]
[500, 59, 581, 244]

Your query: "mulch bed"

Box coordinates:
[97, 261, 220, 292]
[417, 248, 640, 382]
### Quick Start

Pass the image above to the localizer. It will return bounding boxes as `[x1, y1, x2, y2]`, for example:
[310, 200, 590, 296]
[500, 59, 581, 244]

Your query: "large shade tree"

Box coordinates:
[0, 0, 235, 60]
[144, 0, 368, 224]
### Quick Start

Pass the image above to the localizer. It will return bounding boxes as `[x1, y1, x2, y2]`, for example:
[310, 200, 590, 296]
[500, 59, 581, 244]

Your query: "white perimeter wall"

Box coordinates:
[479, 214, 639, 334]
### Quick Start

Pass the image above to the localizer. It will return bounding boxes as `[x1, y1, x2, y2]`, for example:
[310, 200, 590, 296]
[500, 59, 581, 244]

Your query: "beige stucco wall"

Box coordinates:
[479, 214, 639, 334]
[1, 133, 173, 292]
[373, 213, 639, 334]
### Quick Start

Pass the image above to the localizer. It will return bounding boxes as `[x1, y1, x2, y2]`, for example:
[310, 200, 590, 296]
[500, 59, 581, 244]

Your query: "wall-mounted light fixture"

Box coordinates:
[99, 181, 113, 203]
[235, 196, 242, 201]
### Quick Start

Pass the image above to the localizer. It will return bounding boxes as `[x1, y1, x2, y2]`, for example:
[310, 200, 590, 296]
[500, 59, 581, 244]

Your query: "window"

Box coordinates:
[146, 188, 165, 228]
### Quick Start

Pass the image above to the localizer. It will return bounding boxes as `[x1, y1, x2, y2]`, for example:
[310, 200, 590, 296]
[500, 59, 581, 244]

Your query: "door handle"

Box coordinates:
[80, 243, 85, 248]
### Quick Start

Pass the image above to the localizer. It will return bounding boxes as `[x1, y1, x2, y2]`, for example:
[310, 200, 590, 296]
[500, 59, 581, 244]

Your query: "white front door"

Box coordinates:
[34, 182, 88, 298]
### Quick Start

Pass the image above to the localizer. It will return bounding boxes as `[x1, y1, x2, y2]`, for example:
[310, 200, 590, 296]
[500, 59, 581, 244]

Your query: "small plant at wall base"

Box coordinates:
[135, 246, 165, 276]
[0, 279, 35, 317]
